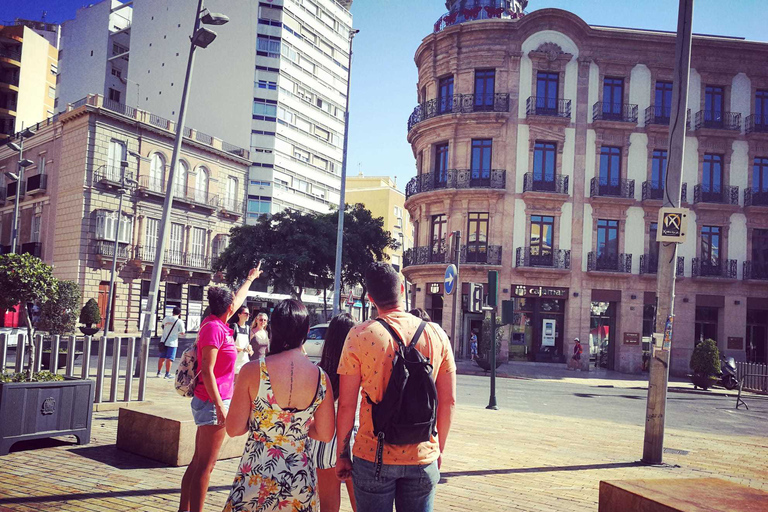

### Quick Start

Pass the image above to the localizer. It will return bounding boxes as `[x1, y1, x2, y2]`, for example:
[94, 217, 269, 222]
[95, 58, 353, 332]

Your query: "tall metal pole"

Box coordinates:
[140, 0, 205, 342]
[449, 230, 461, 355]
[332, 29, 359, 317]
[102, 160, 130, 340]
[10, 127, 25, 254]
[642, 0, 693, 465]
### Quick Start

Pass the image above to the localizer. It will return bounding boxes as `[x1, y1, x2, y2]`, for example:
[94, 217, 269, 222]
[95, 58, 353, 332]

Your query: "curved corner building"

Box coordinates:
[403, 0, 768, 375]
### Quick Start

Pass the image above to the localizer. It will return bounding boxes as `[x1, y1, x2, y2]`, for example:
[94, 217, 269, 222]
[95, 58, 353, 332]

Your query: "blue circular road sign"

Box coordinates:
[444, 264, 458, 295]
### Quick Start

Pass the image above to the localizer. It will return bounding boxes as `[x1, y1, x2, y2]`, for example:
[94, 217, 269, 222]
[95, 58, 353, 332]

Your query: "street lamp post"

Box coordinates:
[137, 0, 228, 400]
[102, 158, 138, 341]
[5, 125, 37, 254]
[331, 28, 359, 317]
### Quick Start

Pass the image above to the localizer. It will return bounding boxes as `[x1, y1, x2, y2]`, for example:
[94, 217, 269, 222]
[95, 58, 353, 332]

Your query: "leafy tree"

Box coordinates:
[0, 253, 59, 376]
[38, 280, 81, 335]
[79, 298, 102, 328]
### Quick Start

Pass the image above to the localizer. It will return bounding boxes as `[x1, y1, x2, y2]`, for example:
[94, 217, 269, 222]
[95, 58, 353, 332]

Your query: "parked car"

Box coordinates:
[305, 323, 328, 358]
[0, 328, 26, 348]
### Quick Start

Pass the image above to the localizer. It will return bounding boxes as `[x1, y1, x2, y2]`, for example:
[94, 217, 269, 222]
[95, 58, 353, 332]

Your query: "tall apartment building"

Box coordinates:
[56, 0, 353, 220]
[0, 23, 58, 140]
[403, 0, 768, 375]
[0, 94, 250, 335]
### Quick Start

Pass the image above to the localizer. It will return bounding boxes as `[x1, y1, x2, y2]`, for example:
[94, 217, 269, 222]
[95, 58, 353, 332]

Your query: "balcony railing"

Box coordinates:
[746, 115, 768, 135]
[745, 187, 768, 207]
[195, 131, 213, 144]
[94, 240, 131, 259]
[592, 102, 638, 123]
[407, 93, 510, 131]
[516, 247, 570, 269]
[694, 110, 741, 131]
[744, 261, 768, 280]
[433, 5, 524, 33]
[138, 175, 165, 194]
[692, 258, 737, 278]
[587, 252, 632, 273]
[0, 47, 22, 62]
[94, 165, 127, 185]
[405, 169, 506, 199]
[149, 113, 171, 129]
[20, 242, 42, 258]
[526, 97, 571, 118]
[404, 244, 450, 267]
[693, 184, 739, 205]
[185, 186, 218, 208]
[136, 245, 211, 270]
[220, 197, 244, 215]
[642, 181, 689, 203]
[590, 178, 635, 199]
[6, 181, 25, 198]
[103, 99, 136, 118]
[460, 244, 502, 265]
[26, 173, 47, 193]
[641, 254, 687, 276]
[222, 142, 249, 158]
[523, 173, 569, 194]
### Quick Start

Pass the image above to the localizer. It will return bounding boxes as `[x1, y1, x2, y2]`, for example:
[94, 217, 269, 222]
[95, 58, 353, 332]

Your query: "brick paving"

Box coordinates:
[0, 377, 766, 512]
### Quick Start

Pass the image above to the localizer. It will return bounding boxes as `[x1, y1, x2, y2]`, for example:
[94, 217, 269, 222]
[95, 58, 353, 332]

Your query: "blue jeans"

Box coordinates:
[352, 457, 439, 512]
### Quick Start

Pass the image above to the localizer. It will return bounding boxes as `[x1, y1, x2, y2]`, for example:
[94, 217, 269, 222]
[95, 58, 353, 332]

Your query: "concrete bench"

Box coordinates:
[116, 404, 247, 466]
[599, 478, 768, 511]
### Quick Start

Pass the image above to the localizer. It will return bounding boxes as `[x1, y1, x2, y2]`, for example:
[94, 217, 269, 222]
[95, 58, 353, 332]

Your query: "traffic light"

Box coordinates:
[487, 270, 498, 307]
[501, 300, 515, 325]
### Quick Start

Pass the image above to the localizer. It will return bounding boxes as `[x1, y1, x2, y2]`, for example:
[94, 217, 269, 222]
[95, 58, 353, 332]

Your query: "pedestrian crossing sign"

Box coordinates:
[657, 207, 689, 243]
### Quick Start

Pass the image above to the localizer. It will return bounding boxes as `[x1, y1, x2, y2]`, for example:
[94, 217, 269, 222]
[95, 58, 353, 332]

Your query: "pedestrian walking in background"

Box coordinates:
[230, 305, 254, 380]
[307, 312, 358, 512]
[571, 337, 583, 370]
[223, 299, 335, 512]
[178, 265, 261, 512]
[250, 311, 270, 358]
[157, 306, 185, 379]
[336, 262, 457, 512]
[469, 330, 478, 361]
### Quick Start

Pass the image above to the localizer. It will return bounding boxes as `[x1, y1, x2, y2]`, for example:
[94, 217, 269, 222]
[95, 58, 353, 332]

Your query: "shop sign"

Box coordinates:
[513, 285, 568, 299]
[623, 332, 640, 345]
[727, 337, 743, 350]
[657, 207, 689, 243]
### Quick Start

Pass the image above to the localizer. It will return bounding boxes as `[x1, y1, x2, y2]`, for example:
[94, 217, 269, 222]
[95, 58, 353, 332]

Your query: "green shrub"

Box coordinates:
[690, 338, 721, 377]
[1, 371, 64, 383]
[38, 280, 81, 334]
[79, 298, 101, 327]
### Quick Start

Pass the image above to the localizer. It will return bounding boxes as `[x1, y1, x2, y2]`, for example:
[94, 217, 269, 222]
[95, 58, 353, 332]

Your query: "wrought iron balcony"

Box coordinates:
[744, 261, 768, 280]
[746, 115, 768, 135]
[433, 5, 524, 33]
[26, 173, 47, 194]
[694, 110, 741, 131]
[745, 187, 768, 207]
[20, 242, 42, 258]
[693, 184, 739, 205]
[136, 245, 211, 270]
[405, 169, 506, 199]
[644, 105, 692, 129]
[639, 254, 658, 274]
[138, 175, 165, 194]
[407, 93, 510, 131]
[220, 196, 244, 216]
[640, 181, 688, 203]
[6, 181, 25, 198]
[460, 244, 502, 265]
[93, 165, 127, 185]
[94, 240, 131, 259]
[523, 173, 568, 194]
[403, 244, 450, 268]
[516, 247, 570, 269]
[526, 97, 571, 118]
[587, 252, 632, 273]
[184, 187, 218, 209]
[692, 258, 737, 278]
[592, 102, 638, 123]
[590, 178, 635, 199]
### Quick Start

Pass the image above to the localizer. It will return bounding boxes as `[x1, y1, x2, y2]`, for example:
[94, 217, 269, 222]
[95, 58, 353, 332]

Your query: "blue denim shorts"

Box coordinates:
[160, 345, 178, 360]
[190, 396, 231, 426]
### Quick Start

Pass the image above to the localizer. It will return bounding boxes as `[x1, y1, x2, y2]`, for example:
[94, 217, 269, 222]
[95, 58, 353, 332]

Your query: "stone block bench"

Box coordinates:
[116, 405, 247, 466]
[599, 478, 768, 511]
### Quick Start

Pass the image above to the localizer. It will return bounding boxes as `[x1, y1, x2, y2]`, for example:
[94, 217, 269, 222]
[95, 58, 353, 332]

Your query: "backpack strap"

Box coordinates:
[375, 318, 406, 351]
[410, 321, 427, 349]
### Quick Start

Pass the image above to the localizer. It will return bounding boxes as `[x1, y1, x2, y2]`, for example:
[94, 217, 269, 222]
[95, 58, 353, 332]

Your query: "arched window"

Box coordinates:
[175, 160, 188, 197]
[195, 166, 209, 203]
[149, 153, 166, 192]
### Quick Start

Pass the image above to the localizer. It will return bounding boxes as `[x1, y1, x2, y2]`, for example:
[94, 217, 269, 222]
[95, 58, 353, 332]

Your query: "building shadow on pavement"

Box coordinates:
[67, 444, 167, 470]
[439, 461, 642, 482]
[8, 437, 79, 453]
[0, 485, 233, 506]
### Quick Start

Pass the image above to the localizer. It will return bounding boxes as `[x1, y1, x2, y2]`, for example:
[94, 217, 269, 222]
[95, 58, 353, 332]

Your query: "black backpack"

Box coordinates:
[368, 318, 438, 477]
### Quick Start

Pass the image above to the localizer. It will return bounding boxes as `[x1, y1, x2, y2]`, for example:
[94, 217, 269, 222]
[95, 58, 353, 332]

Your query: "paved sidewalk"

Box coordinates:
[1, 376, 766, 511]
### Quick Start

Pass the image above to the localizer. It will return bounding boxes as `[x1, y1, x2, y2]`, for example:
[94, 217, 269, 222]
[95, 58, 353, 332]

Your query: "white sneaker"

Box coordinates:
[164, 373, 173, 379]
[156, 371, 162, 378]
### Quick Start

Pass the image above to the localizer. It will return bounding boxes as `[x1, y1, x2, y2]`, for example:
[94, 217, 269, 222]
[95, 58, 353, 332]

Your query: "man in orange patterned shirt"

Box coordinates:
[336, 262, 457, 512]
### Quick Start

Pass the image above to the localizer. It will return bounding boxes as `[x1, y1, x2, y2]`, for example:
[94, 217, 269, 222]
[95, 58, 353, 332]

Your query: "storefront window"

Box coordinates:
[590, 302, 615, 370]
[695, 306, 719, 345]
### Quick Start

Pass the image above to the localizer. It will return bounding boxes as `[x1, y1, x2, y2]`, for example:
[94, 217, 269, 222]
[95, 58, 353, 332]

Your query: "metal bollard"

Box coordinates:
[65, 336, 76, 377]
[138, 336, 150, 401]
[94, 337, 107, 404]
[33, 335, 43, 373]
[14, 333, 26, 373]
[124, 337, 136, 402]
[81, 336, 92, 380]
[0, 333, 7, 373]
[110, 337, 122, 402]
[50, 335, 60, 374]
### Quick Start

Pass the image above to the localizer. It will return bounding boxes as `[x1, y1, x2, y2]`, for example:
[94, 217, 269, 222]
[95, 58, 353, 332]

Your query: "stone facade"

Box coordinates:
[0, 94, 250, 336]
[403, 8, 768, 375]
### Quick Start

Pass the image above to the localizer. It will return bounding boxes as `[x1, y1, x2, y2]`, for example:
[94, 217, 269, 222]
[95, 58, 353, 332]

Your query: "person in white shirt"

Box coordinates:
[158, 307, 186, 379]
[230, 305, 254, 380]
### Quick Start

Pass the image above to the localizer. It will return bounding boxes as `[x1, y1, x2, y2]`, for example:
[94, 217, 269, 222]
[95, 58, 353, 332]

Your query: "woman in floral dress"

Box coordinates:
[224, 299, 335, 512]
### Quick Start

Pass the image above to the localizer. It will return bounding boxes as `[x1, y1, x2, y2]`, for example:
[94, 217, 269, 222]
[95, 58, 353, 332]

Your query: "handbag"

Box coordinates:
[160, 318, 180, 351]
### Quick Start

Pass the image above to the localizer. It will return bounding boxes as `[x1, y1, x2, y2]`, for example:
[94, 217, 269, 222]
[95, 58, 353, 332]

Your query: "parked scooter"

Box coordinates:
[719, 355, 738, 390]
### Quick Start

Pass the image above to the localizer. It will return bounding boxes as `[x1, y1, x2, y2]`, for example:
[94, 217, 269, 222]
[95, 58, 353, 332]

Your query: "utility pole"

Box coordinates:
[642, 0, 693, 465]
[332, 28, 359, 317]
[449, 230, 461, 356]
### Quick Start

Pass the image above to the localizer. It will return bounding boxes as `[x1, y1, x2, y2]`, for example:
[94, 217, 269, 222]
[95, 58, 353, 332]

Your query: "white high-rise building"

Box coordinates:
[56, 0, 353, 220]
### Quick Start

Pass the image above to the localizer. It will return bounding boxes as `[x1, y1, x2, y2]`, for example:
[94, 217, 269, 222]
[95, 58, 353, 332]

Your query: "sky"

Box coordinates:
[2, 0, 767, 192]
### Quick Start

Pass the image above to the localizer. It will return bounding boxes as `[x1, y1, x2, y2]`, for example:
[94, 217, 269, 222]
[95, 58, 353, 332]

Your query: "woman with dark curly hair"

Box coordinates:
[224, 299, 336, 512]
[179, 265, 261, 512]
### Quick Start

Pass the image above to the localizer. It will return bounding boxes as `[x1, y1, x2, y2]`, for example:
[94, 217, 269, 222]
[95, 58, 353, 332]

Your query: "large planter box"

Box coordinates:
[0, 377, 94, 455]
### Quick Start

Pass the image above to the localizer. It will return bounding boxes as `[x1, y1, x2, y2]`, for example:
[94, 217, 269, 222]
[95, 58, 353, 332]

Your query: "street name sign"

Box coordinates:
[444, 264, 457, 295]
